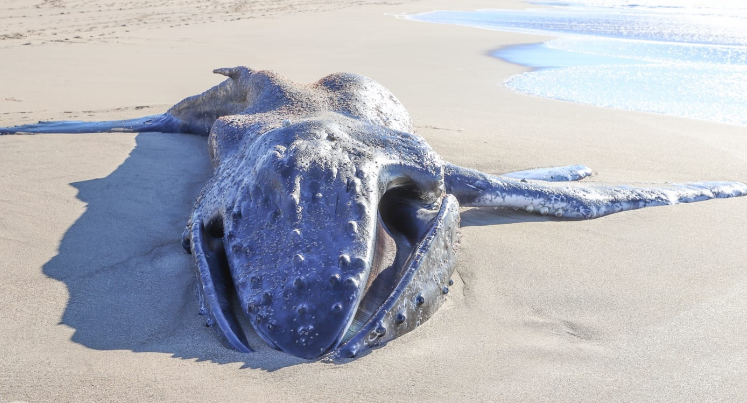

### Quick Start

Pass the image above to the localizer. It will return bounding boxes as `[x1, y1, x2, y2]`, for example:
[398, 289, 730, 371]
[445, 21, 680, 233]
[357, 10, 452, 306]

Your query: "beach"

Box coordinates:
[1, 0, 746, 401]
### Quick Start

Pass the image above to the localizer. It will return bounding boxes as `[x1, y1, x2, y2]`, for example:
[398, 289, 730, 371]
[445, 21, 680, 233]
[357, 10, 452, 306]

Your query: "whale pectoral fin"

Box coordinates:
[500, 165, 593, 182]
[0, 113, 187, 135]
[444, 163, 747, 219]
[191, 214, 253, 353]
[1, 66, 256, 136]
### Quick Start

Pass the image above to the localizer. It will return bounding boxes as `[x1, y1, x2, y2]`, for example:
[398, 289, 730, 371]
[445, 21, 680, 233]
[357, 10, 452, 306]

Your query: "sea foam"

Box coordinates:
[405, 1, 747, 126]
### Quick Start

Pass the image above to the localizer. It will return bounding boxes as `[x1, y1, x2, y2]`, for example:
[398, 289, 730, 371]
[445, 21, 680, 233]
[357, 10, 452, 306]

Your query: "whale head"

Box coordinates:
[188, 114, 460, 359]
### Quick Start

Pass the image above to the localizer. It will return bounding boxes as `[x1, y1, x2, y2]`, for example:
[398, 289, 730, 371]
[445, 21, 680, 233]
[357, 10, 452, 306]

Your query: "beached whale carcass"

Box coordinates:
[2, 67, 745, 359]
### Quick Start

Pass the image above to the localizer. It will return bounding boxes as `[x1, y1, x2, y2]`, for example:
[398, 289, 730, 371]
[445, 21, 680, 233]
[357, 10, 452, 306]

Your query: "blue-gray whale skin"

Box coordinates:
[3, 67, 746, 360]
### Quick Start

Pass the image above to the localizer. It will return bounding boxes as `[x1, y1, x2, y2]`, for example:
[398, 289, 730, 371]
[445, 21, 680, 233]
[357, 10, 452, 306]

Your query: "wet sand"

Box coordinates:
[1, 0, 746, 401]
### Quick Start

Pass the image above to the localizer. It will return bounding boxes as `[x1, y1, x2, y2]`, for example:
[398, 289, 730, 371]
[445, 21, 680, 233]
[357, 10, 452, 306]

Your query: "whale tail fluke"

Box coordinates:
[0, 113, 189, 135]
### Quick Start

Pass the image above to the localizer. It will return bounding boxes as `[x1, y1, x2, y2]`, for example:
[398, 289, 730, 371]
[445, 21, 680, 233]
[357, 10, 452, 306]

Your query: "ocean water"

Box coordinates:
[405, 1, 747, 126]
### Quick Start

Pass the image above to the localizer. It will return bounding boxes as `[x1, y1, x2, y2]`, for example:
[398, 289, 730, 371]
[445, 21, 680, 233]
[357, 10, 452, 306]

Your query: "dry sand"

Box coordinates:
[1, 0, 746, 401]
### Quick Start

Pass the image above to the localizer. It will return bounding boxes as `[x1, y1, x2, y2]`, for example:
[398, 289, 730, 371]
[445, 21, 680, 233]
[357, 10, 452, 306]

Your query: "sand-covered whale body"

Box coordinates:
[3, 67, 745, 359]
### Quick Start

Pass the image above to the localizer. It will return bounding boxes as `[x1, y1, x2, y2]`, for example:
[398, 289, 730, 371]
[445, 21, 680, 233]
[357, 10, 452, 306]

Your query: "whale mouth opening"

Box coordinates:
[191, 212, 255, 354]
[340, 180, 441, 345]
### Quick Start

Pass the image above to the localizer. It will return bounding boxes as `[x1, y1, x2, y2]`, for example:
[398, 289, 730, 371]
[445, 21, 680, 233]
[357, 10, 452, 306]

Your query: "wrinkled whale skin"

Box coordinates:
[2, 66, 745, 360]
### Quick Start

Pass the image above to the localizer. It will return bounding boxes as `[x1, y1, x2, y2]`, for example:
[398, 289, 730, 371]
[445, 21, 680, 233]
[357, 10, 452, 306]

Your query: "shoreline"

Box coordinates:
[407, 5, 747, 128]
[1, 0, 746, 401]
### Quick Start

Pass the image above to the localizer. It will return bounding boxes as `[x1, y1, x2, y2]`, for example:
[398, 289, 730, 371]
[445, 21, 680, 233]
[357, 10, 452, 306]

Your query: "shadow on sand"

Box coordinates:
[43, 133, 558, 370]
[42, 132, 307, 371]
[460, 206, 559, 227]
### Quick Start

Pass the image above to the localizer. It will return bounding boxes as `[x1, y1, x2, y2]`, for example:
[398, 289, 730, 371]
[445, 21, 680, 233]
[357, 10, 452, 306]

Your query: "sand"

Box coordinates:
[1, 0, 746, 401]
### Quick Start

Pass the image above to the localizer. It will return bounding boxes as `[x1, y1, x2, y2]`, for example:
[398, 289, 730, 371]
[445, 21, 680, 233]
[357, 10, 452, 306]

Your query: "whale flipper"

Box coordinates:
[1, 66, 255, 136]
[0, 114, 187, 135]
[445, 163, 747, 219]
[500, 165, 593, 182]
